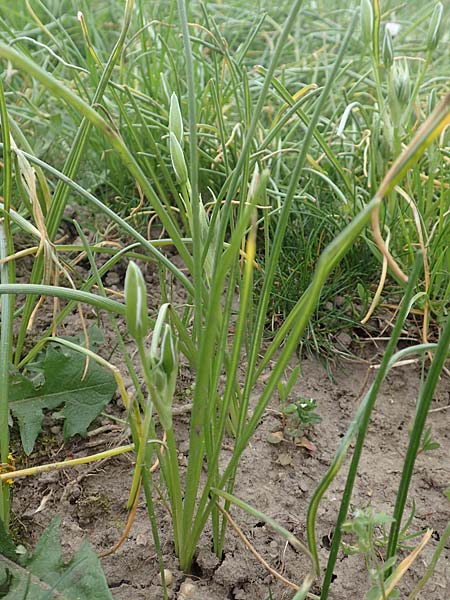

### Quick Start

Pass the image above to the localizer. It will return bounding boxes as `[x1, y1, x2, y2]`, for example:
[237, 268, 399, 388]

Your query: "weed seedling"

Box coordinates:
[342, 507, 399, 600]
[417, 426, 441, 455]
[283, 398, 321, 440]
[278, 367, 321, 441]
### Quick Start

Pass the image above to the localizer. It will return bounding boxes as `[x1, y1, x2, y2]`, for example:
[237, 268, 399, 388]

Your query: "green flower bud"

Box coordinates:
[160, 324, 177, 377]
[125, 261, 149, 342]
[382, 29, 394, 70]
[169, 93, 184, 148]
[392, 60, 411, 105]
[247, 165, 270, 205]
[360, 0, 374, 43]
[427, 2, 443, 52]
[170, 132, 189, 186]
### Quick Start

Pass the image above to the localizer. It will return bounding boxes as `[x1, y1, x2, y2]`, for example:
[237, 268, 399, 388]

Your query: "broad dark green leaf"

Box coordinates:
[9, 342, 116, 455]
[0, 517, 112, 599]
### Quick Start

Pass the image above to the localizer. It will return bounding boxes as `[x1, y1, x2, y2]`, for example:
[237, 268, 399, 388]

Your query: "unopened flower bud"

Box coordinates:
[360, 0, 374, 43]
[170, 132, 189, 186]
[382, 29, 394, 70]
[427, 2, 443, 52]
[169, 93, 184, 147]
[392, 60, 411, 105]
[160, 324, 177, 377]
[247, 166, 270, 205]
[125, 261, 149, 342]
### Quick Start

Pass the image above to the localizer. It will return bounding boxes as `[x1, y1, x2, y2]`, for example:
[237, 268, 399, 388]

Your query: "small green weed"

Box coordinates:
[342, 507, 399, 600]
[278, 367, 321, 440]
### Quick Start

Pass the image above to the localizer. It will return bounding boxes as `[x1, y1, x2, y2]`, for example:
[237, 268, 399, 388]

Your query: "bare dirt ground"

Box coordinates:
[11, 343, 450, 599]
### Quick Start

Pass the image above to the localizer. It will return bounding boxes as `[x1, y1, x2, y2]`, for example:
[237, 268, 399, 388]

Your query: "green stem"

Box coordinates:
[136, 342, 184, 560]
[141, 469, 169, 600]
[0, 75, 14, 528]
[0, 42, 191, 272]
[318, 254, 422, 598]
[177, 0, 202, 346]
[189, 195, 381, 568]
[386, 311, 450, 567]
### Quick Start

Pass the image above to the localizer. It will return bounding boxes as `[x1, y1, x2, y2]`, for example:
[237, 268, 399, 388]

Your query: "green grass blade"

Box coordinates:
[317, 255, 422, 597]
[0, 284, 126, 316]
[386, 312, 450, 566]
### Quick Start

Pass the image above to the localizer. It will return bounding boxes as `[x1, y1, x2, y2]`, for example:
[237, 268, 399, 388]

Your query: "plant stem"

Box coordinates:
[386, 311, 450, 568]
[0, 75, 14, 528]
[318, 255, 422, 597]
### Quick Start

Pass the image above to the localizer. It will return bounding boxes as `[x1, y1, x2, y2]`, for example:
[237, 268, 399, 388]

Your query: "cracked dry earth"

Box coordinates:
[12, 350, 450, 599]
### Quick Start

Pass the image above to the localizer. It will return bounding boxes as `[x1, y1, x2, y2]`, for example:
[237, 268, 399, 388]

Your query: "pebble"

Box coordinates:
[299, 480, 309, 493]
[178, 579, 197, 599]
[158, 569, 173, 587]
[135, 533, 147, 546]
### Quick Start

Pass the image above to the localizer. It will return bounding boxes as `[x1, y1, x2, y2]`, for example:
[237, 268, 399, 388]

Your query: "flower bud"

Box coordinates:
[382, 28, 394, 70]
[427, 2, 443, 52]
[125, 261, 149, 342]
[360, 0, 374, 43]
[170, 132, 189, 186]
[160, 324, 177, 377]
[247, 165, 270, 205]
[169, 93, 184, 147]
[392, 60, 411, 105]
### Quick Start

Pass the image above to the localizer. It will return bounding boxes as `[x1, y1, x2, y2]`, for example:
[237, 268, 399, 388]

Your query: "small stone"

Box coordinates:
[136, 533, 147, 546]
[178, 579, 196, 599]
[267, 431, 284, 445]
[299, 480, 309, 493]
[278, 452, 292, 466]
[158, 569, 173, 587]
[50, 425, 61, 435]
[335, 295, 346, 307]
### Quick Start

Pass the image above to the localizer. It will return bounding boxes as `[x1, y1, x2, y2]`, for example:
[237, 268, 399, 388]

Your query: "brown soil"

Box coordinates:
[11, 347, 450, 600]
